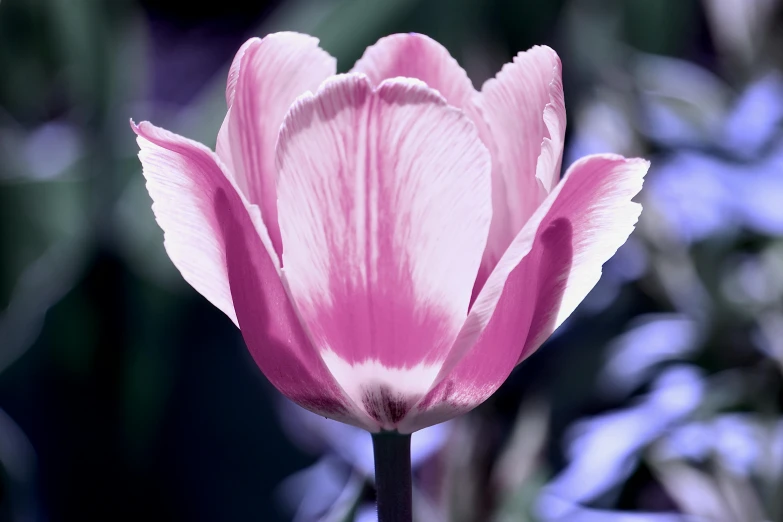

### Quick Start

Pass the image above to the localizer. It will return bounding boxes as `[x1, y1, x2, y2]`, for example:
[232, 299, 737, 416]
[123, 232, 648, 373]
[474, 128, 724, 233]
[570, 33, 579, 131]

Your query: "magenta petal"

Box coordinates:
[472, 46, 567, 286]
[217, 32, 336, 258]
[400, 154, 649, 432]
[134, 121, 244, 325]
[351, 33, 475, 108]
[132, 120, 375, 430]
[276, 74, 492, 430]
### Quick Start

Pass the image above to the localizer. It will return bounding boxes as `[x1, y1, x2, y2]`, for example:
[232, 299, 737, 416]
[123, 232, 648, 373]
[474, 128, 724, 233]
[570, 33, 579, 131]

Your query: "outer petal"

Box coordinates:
[216, 32, 337, 258]
[132, 121, 375, 430]
[350, 33, 475, 108]
[276, 74, 492, 430]
[400, 154, 649, 432]
[472, 46, 567, 287]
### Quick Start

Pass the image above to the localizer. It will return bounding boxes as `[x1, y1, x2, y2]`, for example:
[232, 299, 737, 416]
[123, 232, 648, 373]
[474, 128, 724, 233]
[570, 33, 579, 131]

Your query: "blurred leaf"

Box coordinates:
[0, 238, 86, 374]
[702, 0, 780, 73]
[649, 457, 729, 520]
[0, 407, 40, 522]
[319, 472, 366, 522]
[633, 53, 731, 146]
[0, 179, 89, 307]
[490, 398, 550, 522]
[47, 0, 103, 105]
[623, 0, 699, 57]
[714, 466, 768, 522]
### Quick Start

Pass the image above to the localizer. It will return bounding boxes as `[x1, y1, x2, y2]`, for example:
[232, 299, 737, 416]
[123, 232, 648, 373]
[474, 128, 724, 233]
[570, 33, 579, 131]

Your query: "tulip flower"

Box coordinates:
[132, 32, 648, 520]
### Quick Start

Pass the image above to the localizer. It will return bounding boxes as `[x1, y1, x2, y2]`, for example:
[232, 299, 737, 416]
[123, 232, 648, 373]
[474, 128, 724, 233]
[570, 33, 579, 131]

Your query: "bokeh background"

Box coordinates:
[2, 0, 783, 520]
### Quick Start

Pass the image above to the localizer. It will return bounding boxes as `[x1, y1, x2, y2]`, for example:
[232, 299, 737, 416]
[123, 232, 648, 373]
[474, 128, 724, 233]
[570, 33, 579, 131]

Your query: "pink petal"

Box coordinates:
[400, 154, 649, 432]
[276, 74, 492, 430]
[132, 120, 375, 430]
[225, 37, 259, 108]
[134, 121, 244, 325]
[351, 33, 475, 108]
[217, 32, 336, 258]
[472, 46, 567, 289]
[215, 36, 261, 177]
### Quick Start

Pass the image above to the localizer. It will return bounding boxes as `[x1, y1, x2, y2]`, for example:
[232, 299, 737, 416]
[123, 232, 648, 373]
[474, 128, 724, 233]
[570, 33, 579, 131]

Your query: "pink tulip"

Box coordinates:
[132, 32, 649, 435]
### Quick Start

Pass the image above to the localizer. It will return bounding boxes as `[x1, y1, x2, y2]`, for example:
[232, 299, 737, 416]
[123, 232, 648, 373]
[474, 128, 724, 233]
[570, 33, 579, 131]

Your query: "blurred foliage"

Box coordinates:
[1, 0, 783, 521]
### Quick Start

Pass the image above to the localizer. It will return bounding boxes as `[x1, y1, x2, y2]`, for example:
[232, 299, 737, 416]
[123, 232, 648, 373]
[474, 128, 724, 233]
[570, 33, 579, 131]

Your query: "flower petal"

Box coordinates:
[215, 36, 261, 177]
[400, 154, 649, 432]
[472, 45, 566, 286]
[132, 120, 375, 430]
[134, 121, 244, 325]
[350, 33, 475, 108]
[226, 37, 259, 108]
[217, 32, 336, 258]
[276, 74, 492, 430]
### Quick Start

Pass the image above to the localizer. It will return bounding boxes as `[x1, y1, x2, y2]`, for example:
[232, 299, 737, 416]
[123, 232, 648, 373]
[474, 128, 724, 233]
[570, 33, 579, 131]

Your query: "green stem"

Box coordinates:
[372, 432, 412, 522]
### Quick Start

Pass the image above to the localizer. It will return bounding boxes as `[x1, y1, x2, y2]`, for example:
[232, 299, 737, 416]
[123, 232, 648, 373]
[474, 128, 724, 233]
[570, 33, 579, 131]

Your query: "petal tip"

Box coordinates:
[131, 120, 155, 136]
[519, 44, 560, 62]
[376, 76, 449, 105]
[352, 33, 474, 107]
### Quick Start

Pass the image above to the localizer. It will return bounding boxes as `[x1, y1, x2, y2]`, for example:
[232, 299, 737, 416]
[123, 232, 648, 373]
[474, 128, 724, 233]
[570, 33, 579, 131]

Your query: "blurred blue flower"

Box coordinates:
[599, 314, 700, 398]
[634, 56, 783, 156]
[537, 366, 705, 519]
[656, 421, 712, 463]
[569, 52, 783, 244]
[648, 142, 783, 242]
[713, 415, 763, 477]
[642, 66, 783, 242]
[658, 414, 783, 479]
[722, 73, 783, 157]
[646, 154, 737, 242]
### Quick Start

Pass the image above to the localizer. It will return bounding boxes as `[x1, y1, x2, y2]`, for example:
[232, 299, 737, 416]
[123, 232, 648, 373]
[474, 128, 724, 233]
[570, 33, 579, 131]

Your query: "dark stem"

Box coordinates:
[372, 432, 412, 522]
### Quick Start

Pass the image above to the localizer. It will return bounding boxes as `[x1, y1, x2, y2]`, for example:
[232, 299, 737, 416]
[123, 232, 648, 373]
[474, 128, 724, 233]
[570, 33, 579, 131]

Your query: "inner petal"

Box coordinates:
[275, 74, 492, 428]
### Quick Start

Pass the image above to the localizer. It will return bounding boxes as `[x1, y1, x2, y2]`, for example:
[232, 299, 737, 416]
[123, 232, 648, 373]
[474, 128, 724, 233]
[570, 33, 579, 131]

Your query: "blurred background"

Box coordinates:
[1, 0, 783, 520]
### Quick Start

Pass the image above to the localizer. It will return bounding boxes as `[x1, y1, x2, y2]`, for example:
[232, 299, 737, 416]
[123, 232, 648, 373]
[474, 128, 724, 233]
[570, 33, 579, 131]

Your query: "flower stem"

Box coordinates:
[372, 432, 412, 522]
